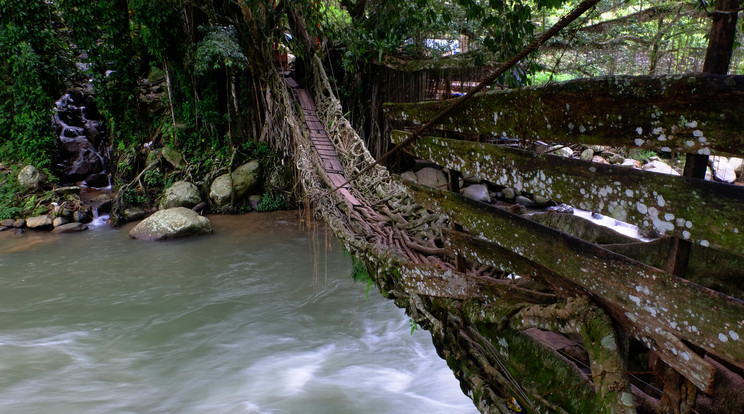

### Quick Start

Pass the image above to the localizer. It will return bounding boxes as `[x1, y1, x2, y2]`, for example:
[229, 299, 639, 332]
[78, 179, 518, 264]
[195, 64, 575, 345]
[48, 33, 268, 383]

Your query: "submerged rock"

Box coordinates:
[129, 207, 212, 241]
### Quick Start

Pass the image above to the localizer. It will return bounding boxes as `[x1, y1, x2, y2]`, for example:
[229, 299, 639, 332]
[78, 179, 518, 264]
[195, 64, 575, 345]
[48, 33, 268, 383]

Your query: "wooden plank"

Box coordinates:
[337, 187, 362, 207]
[407, 181, 744, 391]
[393, 131, 744, 257]
[384, 74, 744, 156]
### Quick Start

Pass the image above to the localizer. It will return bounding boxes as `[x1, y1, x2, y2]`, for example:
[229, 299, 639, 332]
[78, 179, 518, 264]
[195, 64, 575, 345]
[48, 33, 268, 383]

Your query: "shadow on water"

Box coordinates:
[0, 211, 478, 414]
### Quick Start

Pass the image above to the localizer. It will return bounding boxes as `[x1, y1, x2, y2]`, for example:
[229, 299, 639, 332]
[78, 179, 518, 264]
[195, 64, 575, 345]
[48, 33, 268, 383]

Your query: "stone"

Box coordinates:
[84, 172, 109, 188]
[609, 154, 625, 164]
[621, 159, 641, 169]
[53, 186, 81, 196]
[18, 165, 40, 190]
[463, 174, 482, 185]
[88, 194, 113, 214]
[26, 215, 53, 229]
[501, 187, 516, 199]
[73, 210, 91, 223]
[415, 167, 447, 189]
[121, 207, 146, 222]
[642, 160, 680, 176]
[13, 219, 25, 228]
[551, 146, 574, 158]
[209, 160, 261, 207]
[249, 195, 261, 210]
[515, 195, 536, 207]
[580, 148, 594, 161]
[729, 157, 744, 177]
[162, 147, 185, 169]
[400, 171, 418, 183]
[509, 204, 527, 215]
[533, 195, 552, 207]
[129, 207, 212, 241]
[710, 156, 737, 183]
[592, 155, 610, 165]
[0, 219, 15, 227]
[53, 217, 69, 227]
[52, 222, 88, 233]
[462, 184, 490, 203]
[160, 181, 202, 209]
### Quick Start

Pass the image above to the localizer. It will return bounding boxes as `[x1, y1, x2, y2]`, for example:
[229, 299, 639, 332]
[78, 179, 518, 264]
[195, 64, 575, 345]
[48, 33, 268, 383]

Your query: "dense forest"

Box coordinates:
[0, 0, 741, 220]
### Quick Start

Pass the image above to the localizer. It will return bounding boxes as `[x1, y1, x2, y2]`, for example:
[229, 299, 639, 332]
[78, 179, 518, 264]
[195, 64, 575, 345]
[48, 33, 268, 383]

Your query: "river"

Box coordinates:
[0, 212, 478, 414]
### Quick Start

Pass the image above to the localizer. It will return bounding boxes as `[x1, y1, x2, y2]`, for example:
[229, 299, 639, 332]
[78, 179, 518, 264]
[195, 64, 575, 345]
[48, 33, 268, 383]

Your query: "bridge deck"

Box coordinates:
[283, 76, 361, 207]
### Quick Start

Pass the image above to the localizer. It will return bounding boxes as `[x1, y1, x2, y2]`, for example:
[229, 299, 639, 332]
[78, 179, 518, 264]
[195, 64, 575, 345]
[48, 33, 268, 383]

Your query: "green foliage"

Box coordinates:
[0, 170, 23, 220]
[409, 318, 419, 334]
[195, 26, 248, 76]
[349, 256, 375, 299]
[123, 187, 147, 206]
[256, 193, 291, 212]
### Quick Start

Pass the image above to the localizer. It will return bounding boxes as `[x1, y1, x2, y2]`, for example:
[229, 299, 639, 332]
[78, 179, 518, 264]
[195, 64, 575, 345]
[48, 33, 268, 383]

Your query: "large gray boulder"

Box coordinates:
[26, 215, 53, 229]
[18, 165, 40, 190]
[129, 207, 212, 241]
[462, 184, 490, 203]
[160, 181, 201, 209]
[415, 167, 447, 189]
[209, 160, 261, 207]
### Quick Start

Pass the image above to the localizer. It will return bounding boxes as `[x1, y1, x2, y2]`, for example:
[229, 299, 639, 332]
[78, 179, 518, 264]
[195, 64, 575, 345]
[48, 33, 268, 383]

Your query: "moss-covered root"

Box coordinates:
[512, 297, 636, 414]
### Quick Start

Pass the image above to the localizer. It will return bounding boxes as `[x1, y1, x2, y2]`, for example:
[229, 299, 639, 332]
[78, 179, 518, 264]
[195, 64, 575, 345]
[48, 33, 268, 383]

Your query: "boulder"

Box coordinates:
[121, 207, 146, 222]
[53, 217, 69, 227]
[52, 222, 88, 233]
[551, 146, 574, 158]
[160, 181, 201, 209]
[592, 155, 610, 165]
[710, 156, 737, 183]
[462, 184, 490, 203]
[18, 165, 40, 190]
[609, 154, 625, 164]
[162, 147, 185, 169]
[415, 167, 447, 189]
[209, 160, 261, 207]
[501, 187, 516, 199]
[12, 219, 25, 228]
[26, 215, 53, 229]
[642, 160, 680, 176]
[580, 148, 594, 161]
[0, 219, 15, 227]
[129, 207, 212, 241]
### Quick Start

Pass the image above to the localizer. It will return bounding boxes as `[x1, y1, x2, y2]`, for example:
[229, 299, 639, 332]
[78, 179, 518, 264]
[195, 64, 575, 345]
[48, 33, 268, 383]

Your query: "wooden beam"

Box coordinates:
[384, 74, 744, 157]
[407, 181, 744, 391]
[393, 131, 744, 257]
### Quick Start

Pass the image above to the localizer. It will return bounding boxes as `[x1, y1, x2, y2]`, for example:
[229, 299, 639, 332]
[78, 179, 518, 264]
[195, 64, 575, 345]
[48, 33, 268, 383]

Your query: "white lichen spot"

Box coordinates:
[681, 351, 692, 361]
[637, 202, 648, 214]
[629, 294, 641, 306]
[686, 120, 698, 128]
[493, 112, 499, 124]
[735, 228, 739, 234]
[730, 331, 740, 341]
[685, 221, 692, 229]
[625, 189, 634, 197]
[683, 230, 691, 239]
[658, 134, 667, 141]
[601, 335, 617, 350]
[579, 124, 586, 133]
[719, 333, 729, 342]
[698, 136, 707, 143]
[664, 213, 675, 221]
[653, 127, 663, 135]
[636, 127, 643, 135]
[697, 147, 711, 155]
[589, 166, 597, 173]
[701, 240, 710, 247]
[692, 130, 703, 137]
[685, 140, 695, 147]
[634, 138, 645, 146]
[661, 147, 671, 152]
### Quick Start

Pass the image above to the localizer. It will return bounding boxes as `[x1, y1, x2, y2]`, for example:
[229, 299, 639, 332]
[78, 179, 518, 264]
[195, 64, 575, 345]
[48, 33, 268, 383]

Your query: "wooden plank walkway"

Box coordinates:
[283, 76, 361, 207]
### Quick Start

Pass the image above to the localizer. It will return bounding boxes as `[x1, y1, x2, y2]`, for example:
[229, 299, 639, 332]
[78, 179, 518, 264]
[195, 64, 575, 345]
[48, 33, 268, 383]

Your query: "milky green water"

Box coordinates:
[0, 212, 477, 414]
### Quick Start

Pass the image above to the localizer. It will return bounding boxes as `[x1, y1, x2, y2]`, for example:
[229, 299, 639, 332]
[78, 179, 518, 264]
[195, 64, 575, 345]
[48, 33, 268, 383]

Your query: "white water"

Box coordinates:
[0, 213, 477, 414]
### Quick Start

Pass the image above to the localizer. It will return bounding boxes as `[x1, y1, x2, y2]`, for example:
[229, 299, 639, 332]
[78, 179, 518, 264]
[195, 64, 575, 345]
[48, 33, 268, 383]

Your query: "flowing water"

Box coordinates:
[0, 212, 478, 414]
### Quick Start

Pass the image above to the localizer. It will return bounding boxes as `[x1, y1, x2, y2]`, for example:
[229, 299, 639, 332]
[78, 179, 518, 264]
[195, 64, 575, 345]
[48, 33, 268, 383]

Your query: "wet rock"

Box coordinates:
[710, 156, 737, 183]
[73, 210, 91, 223]
[160, 181, 201, 210]
[84, 172, 109, 188]
[415, 167, 447, 189]
[129, 207, 212, 241]
[642, 160, 680, 176]
[121, 207, 145, 222]
[26, 215, 53, 229]
[400, 171, 417, 183]
[0, 219, 15, 227]
[18, 165, 40, 190]
[13, 219, 25, 228]
[462, 184, 490, 203]
[580, 148, 594, 161]
[52, 222, 89, 233]
[210, 160, 261, 207]
[88, 194, 113, 214]
[501, 187, 516, 200]
[533, 195, 553, 207]
[515, 195, 536, 208]
[53, 217, 69, 227]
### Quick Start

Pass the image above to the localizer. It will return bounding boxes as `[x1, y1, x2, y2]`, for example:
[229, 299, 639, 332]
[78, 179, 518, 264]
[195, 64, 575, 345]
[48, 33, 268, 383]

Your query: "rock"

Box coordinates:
[26, 215, 53, 229]
[533, 195, 553, 207]
[18, 165, 40, 190]
[509, 204, 527, 215]
[415, 167, 447, 189]
[121, 207, 146, 222]
[609, 154, 625, 164]
[530, 211, 638, 244]
[52, 222, 88, 233]
[515, 195, 536, 208]
[53, 186, 81, 197]
[84, 172, 109, 188]
[162, 147, 185, 169]
[621, 159, 641, 169]
[88, 194, 113, 214]
[501, 187, 516, 200]
[462, 184, 490, 203]
[729, 157, 744, 177]
[192, 202, 208, 214]
[642, 160, 680, 176]
[73, 210, 91, 223]
[463, 174, 482, 185]
[400, 171, 418, 183]
[53, 217, 69, 227]
[129, 207, 212, 241]
[1, 219, 15, 227]
[549, 204, 574, 214]
[551, 146, 574, 158]
[710, 156, 737, 183]
[161, 181, 202, 209]
[249, 195, 261, 210]
[13, 219, 25, 228]
[580, 148, 594, 161]
[592, 155, 610, 165]
[209, 160, 261, 207]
